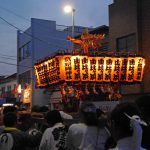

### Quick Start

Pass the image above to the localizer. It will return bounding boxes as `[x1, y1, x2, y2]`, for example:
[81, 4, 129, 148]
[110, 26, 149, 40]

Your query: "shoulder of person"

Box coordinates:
[0, 133, 14, 150]
[69, 123, 86, 130]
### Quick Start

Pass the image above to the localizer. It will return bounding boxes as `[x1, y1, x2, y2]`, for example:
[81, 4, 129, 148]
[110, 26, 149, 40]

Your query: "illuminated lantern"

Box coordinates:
[56, 56, 65, 82]
[62, 55, 72, 82]
[134, 57, 145, 81]
[111, 57, 122, 82]
[71, 56, 81, 81]
[119, 58, 128, 82]
[126, 57, 136, 82]
[89, 57, 97, 81]
[34, 55, 145, 87]
[97, 57, 105, 82]
[103, 57, 113, 82]
[80, 56, 89, 81]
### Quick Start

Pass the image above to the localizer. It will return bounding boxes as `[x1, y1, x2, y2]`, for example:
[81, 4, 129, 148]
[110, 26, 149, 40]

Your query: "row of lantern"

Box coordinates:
[34, 55, 145, 87]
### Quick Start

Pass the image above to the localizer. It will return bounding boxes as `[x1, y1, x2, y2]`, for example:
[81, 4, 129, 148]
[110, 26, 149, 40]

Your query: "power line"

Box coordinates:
[0, 5, 83, 33]
[0, 52, 16, 58]
[0, 6, 30, 22]
[0, 61, 33, 69]
[0, 6, 89, 62]
[0, 9, 86, 71]
[0, 16, 71, 50]
[0, 53, 32, 60]
[0, 5, 83, 35]
[0, 56, 17, 60]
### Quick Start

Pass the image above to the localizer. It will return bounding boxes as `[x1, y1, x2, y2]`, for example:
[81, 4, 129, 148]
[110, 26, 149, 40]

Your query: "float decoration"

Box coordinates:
[67, 30, 105, 54]
[34, 31, 145, 101]
[34, 55, 145, 86]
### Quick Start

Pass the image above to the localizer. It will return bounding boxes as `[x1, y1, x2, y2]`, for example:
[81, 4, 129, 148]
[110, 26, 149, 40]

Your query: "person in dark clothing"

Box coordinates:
[0, 112, 42, 150]
[3, 106, 17, 115]
[135, 95, 150, 150]
[0, 106, 17, 133]
[18, 113, 34, 132]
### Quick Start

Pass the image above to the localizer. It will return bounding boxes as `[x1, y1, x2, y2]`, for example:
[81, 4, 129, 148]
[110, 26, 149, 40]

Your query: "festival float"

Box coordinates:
[34, 31, 145, 112]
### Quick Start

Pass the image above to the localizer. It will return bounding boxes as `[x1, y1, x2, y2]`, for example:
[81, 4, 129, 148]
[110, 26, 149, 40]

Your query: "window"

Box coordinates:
[1, 87, 5, 93]
[19, 41, 31, 61]
[14, 84, 16, 89]
[18, 70, 31, 86]
[117, 34, 136, 52]
[99, 42, 109, 51]
[7, 85, 11, 92]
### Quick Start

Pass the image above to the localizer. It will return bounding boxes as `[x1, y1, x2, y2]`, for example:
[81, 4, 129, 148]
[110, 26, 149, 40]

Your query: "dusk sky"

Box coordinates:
[0, 0, 113, 75]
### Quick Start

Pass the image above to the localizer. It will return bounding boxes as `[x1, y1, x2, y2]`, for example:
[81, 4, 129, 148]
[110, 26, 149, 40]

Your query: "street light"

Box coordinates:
[64, 5, 75, 37]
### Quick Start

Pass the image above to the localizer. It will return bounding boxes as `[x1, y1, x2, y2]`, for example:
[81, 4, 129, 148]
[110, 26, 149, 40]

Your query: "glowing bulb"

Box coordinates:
[64, 5, 72, 13]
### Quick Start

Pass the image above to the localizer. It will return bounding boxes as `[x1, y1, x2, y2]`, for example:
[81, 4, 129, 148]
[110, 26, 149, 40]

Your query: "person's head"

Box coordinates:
[135, 95, 150, 122]
[18, 113, 34, 131]
[3, 112, 17, 127]
[31, 105, 40, 112]
[40, 106, 49, 113]
[96, 108, 108, 127]
[110, 102, 141, 141]
[79, 102, 98, 126]
[45, 110, 63, 127]
[3, 106, 17, 115]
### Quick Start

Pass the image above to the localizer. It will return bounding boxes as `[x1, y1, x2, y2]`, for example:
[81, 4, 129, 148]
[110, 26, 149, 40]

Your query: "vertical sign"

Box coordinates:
[71, 56, 81, 81]
[126, 57, 135, 82]
[80, 56, 89, 81]
[97, 57, 105, 82]
[89, 57, 97, 81]
[111, 58, 122, 82]
[103, 57, 113, 82]
[134, 57, 145, 81]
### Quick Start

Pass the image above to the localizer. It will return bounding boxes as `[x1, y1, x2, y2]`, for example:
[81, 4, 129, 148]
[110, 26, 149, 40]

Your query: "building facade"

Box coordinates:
[17, 18, 86, 107]
[109, 0, 150, 100]
[0, 73, 17, 105]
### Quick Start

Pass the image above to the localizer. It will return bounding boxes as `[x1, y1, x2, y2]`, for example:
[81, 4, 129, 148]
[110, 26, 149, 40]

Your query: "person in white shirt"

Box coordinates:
[59, 111, 73, 120]
[109, 102, 146, 150]
[66, 102, 110, 150]
[39, 110, 68, 150]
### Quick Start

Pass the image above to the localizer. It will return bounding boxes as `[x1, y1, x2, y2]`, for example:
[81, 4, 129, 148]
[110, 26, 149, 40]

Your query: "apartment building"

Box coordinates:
[109, 0, 150, 100]
[17, 18, 86, 107]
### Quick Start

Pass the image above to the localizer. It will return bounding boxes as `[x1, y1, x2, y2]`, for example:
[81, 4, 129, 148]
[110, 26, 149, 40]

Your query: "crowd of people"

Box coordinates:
[0, 95, 149, 150]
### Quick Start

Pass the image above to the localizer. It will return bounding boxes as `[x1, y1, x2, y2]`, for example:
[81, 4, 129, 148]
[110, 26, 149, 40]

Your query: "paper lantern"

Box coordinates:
[134, 57, 145, 81]
[97, 57, 105, 82]
[89, 57, 97, 81]
[71, 56, 81, 81]
[80, 56, 89, 81]
[111, 57, 122, 82]
[103, 57, 113, 82]
[119, 58, 128, 82]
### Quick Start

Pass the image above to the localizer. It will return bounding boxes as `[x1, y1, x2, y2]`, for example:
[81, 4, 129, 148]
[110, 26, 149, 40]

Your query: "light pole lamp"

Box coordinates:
[72, 8, 75, 37]
[64, 5, 75, 37]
